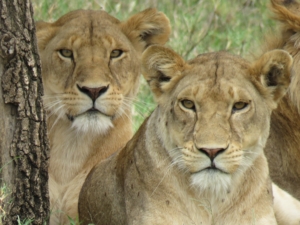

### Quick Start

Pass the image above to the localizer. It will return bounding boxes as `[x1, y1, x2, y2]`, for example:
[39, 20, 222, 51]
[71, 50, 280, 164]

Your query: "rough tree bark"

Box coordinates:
[0, 0, 49, 224]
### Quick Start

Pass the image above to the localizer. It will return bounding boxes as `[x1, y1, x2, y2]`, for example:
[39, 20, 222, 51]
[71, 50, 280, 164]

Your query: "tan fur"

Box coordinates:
[272, 183, 300, 225]
[262, 0, 300, 201]
[36, 9, 171, 224]
[78, 46, 292, 225]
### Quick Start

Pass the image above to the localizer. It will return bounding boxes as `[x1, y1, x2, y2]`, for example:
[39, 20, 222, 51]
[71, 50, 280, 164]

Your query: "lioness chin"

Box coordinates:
[36, 9, 171, 224]
[79, 45, 294, 224]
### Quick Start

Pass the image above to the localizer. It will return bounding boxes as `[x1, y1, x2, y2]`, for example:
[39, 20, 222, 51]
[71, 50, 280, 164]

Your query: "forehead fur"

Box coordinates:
[171, 52, 254, 103]
[183, 52, 252, 87]
[36, 10, 130, 52]
[53, 10, 120, 27]
[52, 10, 125, 43]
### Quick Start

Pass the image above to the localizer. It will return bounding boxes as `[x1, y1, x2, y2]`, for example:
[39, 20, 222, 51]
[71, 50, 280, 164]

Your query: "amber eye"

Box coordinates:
[232, 102, 248, 112]
[59, 49, 73, 58]
[110, 49, 123, 58]
[181, 100, 195, 110]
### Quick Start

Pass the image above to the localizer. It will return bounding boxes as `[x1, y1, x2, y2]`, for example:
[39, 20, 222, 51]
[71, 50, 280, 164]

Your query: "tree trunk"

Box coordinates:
[0, 0, 50, 224]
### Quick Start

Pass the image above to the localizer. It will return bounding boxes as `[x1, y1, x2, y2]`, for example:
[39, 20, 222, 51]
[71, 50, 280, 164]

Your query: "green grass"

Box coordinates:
[32, 0, 275, 58]
[0, 183, 9, 224]
[31, 0, 275, 131]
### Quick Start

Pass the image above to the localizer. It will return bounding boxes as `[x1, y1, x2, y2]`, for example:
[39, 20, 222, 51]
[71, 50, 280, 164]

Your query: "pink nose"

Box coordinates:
[199, 148, 225, 160]
[77, 85, 109, 101]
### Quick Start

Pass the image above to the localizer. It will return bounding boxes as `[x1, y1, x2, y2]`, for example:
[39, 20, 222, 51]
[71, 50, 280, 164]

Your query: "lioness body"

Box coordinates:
[80, 122, 273, 225]
[79, 47, 292, 224]
[263, 0, 300, 200]
[36, 9, 170, 224]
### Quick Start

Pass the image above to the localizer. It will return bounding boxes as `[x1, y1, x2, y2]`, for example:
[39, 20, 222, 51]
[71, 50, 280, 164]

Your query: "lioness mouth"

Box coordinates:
[202, 162, 227, 174]
[67, 114, 74, 122]
[203, 161, 218, 170]
[66, 108, 111, 122]
[204, 167, 228, 175]
[206, 167, 218, 171]
[87, 107, 99, 112]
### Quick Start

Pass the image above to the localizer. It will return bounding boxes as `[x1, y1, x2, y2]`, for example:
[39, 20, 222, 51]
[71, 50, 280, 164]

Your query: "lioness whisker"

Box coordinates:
[149, 147, 186, 197]
[44, 100, 63, 111]
[150, 162, 174, 197]
[46, 104, 65, 119]
[48, 107, 65, 133]
[133, 102, 155, 110]
[120, 99, 133, 111]
[126, 98, 155, 110]
[117, 106, 132, 124]
[123, 97, 153, 114]
[42, 94, 65, 99]
[125, 96, 154, 105]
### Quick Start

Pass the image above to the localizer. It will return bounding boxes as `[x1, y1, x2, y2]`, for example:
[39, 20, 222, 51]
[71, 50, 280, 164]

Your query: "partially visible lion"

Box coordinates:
[262, 0, 300, 201]
[78, 45, 294, 224]
[36, 9, 171, 224]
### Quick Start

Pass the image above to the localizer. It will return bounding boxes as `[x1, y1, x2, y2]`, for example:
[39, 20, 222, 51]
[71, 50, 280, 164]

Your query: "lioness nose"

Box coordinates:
[77, 85, 109, 101]
[199, 148, 225, 160]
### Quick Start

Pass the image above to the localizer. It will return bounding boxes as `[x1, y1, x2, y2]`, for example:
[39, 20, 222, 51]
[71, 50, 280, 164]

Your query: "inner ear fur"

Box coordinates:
[120, 8, 171, 53]
[142, 45, 187, 99]
[252, 49, 293, 104]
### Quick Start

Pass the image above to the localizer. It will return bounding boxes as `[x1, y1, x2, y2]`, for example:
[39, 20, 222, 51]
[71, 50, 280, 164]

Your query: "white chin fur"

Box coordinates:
[71, 113, 113, 135]
[191, 170, 231, 199]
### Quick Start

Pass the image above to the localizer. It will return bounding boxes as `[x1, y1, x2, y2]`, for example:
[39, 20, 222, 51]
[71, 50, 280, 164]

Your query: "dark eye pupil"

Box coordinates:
[111, 50, 123, 58]
[233, 102, 248, 111]
[235, 103, 244, 108]
[59, 49, 73, 58]
[182, 100, 194, 109]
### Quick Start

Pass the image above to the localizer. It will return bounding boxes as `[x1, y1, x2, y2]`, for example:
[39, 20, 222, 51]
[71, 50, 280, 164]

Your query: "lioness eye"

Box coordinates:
[59, 49, 73, 58]
[110, 49, 123, 58]
[181, 100, 195, 110]
[232, 102, 248, 112]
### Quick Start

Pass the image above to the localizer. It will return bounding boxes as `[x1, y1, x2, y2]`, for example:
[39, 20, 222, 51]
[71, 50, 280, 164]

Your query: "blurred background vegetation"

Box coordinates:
[31, 0, 276, 130]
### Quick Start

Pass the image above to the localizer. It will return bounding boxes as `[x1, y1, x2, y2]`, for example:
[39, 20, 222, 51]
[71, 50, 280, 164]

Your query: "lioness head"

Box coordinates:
[36, 9, 171, 134]
[142, 46, 292, 198]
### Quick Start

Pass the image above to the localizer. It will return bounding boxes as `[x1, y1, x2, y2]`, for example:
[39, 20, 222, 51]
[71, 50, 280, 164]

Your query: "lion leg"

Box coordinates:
[49, 175, 63, 225]
[273, 183, 300, 225]
[59, 171, 89, 224]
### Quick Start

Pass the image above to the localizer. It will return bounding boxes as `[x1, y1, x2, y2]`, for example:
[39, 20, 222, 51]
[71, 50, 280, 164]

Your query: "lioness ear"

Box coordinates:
[142, 45, 186, 101]
[120, 8, 171, 53]
[252, 49, 293, 106]
[35, 21, 56, 51]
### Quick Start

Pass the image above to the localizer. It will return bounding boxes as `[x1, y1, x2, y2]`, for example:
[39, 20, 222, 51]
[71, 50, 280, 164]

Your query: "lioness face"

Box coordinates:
[162, 61, 270, 195]
[36, 9, 171, 134]
[142, 46, 292, 197]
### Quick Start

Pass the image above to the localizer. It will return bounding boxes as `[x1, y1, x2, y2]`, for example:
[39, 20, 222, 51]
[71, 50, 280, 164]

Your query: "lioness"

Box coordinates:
[262, 0, 300, 201]
[36, 9, 171, 224]
[79, 46, 293, 224]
